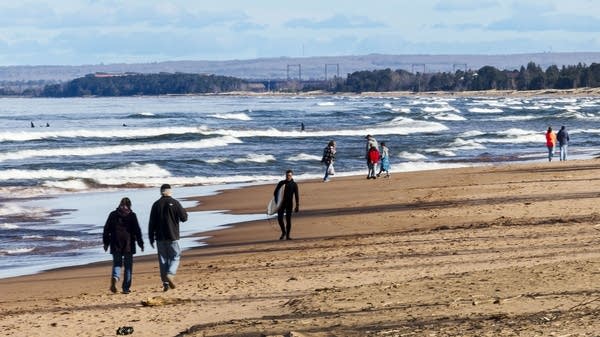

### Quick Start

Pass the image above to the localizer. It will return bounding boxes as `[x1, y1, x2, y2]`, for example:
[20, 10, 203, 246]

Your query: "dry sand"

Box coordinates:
[2, 160, 600, 336]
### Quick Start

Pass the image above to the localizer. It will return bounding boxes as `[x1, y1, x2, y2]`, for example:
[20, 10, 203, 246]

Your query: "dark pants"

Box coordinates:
[277, 206, 293, 238]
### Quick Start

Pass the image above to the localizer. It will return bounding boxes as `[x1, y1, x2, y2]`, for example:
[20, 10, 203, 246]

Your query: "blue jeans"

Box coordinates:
[157, 240, 181, 284]
[112, 254, 133, 292]
[323, 162, 332, 181]
[559, 144, 568, 161]
[547, 145, 555, 161]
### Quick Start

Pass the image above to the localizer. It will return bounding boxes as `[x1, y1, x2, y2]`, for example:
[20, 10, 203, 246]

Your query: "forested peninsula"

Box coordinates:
[2, 61, 600, 97]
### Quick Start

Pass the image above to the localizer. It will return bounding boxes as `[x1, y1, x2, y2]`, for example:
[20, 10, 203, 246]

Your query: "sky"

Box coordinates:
[1, 0, 599, 66]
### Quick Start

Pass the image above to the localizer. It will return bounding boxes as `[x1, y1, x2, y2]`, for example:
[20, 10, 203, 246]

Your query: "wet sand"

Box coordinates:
[2, 160, 600, 336]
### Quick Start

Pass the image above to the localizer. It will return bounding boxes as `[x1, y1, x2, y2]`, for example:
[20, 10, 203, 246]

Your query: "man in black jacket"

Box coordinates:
[274, 170, 299, 240]
[148, 184, 188, 291]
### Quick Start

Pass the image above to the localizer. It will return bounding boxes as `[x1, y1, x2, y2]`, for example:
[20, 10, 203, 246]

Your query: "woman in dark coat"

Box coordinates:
[103, 197, 144, 294]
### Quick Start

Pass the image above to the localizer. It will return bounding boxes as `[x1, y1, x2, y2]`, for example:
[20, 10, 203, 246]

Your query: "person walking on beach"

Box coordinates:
[377, 141, 391, 178]
[274, 170, 299, 240]
[321, 140, 336, 182]
[367, 144, 380, 179]
[365, 135, 379, 176]
[557, 125, 570, 161]
[545, 127, 557, 162]
[148, 184, 188, 292]
[103, 197, 144, 294]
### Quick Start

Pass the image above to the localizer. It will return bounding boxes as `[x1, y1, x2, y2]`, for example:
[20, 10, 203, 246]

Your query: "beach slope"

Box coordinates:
[2, 161, 600, 336]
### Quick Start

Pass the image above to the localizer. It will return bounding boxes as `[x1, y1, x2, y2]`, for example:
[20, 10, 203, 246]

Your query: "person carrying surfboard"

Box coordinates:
[274, 170, 300, 240]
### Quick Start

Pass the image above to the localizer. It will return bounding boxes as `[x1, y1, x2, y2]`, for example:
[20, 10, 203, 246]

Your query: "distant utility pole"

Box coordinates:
[453, 63, 468, 72]
[324, 63, 340, 80]
[411, 63, 426, 74]
[287, 64, 302, 80]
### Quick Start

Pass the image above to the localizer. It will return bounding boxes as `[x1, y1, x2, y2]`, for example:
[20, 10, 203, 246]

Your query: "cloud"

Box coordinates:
[0, 3, 248, 29]
[284, 14, 385, 29]
[487, 14, 600, 32]
[232, 21, 268, 32]
[434, 0, 500, 11]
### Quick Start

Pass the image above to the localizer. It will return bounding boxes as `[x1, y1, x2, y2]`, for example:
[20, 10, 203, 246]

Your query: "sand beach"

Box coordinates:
[2, 160, 600, 336]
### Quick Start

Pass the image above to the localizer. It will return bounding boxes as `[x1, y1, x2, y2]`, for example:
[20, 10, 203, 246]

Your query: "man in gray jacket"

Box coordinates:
[148, 184, 188, 291]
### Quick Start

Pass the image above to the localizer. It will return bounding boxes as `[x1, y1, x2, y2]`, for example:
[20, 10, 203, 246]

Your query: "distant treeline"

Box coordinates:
[40, 73, 247, 97]
[3, 61, 600, 96]
[333, 62, 600, 93]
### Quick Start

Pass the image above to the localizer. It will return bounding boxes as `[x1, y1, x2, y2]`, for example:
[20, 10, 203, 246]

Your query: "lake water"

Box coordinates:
[1, 94, 598, 278]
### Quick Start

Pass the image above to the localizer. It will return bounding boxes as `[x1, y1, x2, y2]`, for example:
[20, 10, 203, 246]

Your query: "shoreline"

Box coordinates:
[3, 159, 600, 336]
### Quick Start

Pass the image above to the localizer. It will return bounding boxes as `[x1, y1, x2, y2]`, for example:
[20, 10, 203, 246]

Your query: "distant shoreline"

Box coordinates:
[217, 87, 600, 98]
[6, 87, 599, 99]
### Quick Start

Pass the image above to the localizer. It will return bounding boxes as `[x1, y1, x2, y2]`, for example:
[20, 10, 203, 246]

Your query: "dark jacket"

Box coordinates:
[557, 128, 570, 146]
[103, 208, 144, 255]
[321, 146, 335, 164]
[148, 196, 188, 244]
[275, 179, 299, 210]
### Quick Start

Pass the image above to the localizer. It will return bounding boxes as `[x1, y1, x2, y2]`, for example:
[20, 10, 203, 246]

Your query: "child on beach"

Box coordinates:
[102, 197, 144, 294]
[367, 144, 380, 179]
[377, 141, 391, 178]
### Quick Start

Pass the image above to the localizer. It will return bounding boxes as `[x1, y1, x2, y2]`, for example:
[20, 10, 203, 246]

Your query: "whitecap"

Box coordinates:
[287, 153, 322, 162]
[398, 152, 428, 160]
[209, 113, 252, 121]
[449, 138, 487, 150]
[422, 106, 458, 113]
[0, 136, 242, 162]
[495, 115, 538, 121]
[459, 130, 485, 138]
[0, 163, 171, 187]
[0, 247, 34, 255]
[468, 107, 503, 113]
[233, 154, 275, 164]
[317, 102, 335, 106]
[0, 223, 19, 229]
[433, 113, 466, 121]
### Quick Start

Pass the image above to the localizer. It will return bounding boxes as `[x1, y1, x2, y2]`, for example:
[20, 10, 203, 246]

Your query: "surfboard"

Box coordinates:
[267, 185, 285, 215]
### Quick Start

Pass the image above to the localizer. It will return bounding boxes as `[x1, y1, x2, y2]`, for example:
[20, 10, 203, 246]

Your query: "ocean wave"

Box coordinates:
[0, 247, 35, 255]
[49, 236, 82, 241]
[287, 153, 322, 162]
[0, 126, 206, 142]
[468, 107, 503, 113]
[495, 115, 538, 121]
[459, 130, 485, 138]
[202, 121, 448, 138]
[0, 223, 19, 229]
[424, 149, 457, 157]
[0, 163, 170, 183]
[398, 152, 428, 160]
[421, 106, 458, 113]
[233, 154, 276, 164]
[0, 136, 242, 162]
[432, 113, 466, 121]
[466, 128, 541, 144]
[316, 102, 335, 106]
[208, 113, 252, 121]
[394, 161, 472, 172]
[127, 112, 157, 118]
[449, 138, 487, 150]
[390, 107, 410, 113]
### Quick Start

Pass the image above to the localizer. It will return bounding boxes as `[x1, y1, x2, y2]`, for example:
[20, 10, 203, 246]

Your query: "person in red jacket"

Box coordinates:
[367, 144, 380, 179]
[545, 126, 557, 162]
